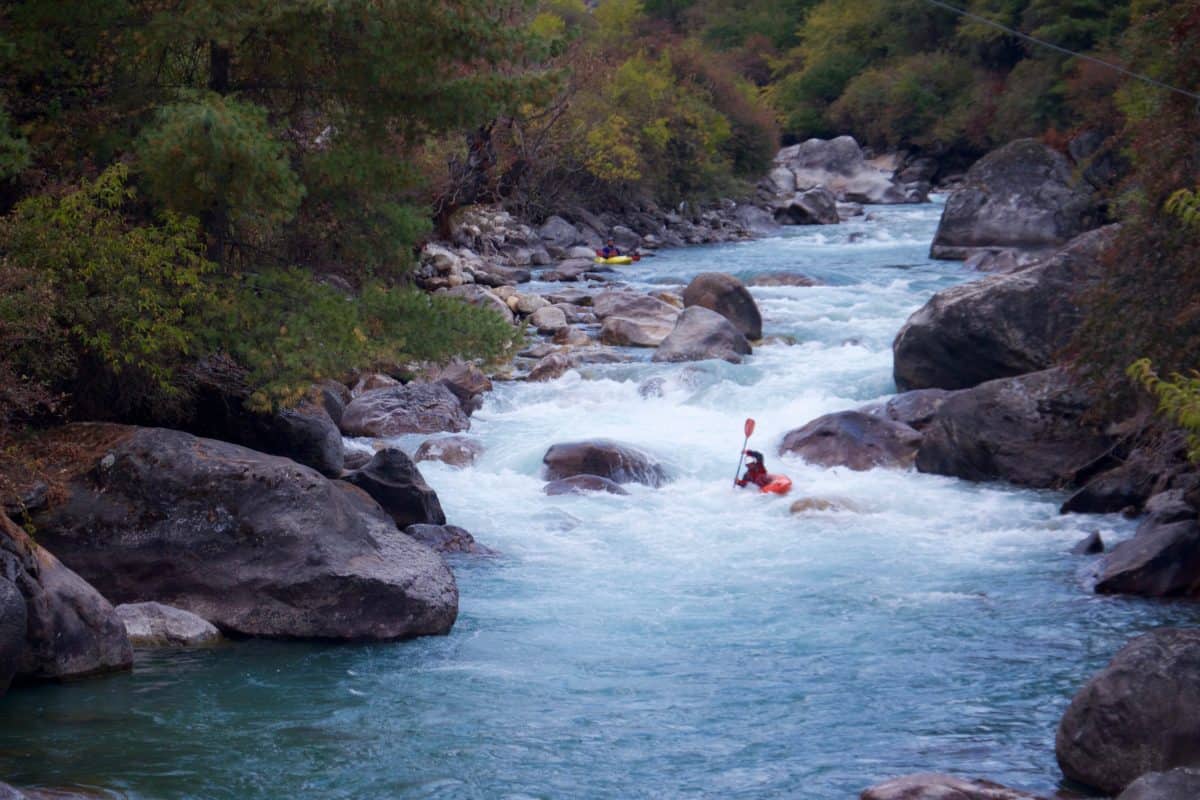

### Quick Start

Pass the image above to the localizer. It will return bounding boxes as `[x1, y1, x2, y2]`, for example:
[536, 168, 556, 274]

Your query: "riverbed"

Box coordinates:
[1, 203, 1194, 799]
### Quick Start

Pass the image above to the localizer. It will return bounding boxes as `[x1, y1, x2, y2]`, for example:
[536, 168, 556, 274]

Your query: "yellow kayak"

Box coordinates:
[594, 255, 634, 265]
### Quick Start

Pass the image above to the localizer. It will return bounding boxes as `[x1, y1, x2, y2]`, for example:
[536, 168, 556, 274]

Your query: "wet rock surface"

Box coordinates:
[1056, 628, 1200, 796]
[781, 411, 923, 471]
[32, 426, 457, 640]
[652, 306, 752, 364]
[341, 382, 470, 437]
[115, 602, 222, 647]
[542, 440, 669, 487]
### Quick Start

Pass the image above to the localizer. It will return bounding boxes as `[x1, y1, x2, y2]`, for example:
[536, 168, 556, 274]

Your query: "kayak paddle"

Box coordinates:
[733, 417, 755, 488]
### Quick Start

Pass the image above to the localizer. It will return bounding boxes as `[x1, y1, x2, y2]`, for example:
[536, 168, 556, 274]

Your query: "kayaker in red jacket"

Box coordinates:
[737, 449, 771, 488]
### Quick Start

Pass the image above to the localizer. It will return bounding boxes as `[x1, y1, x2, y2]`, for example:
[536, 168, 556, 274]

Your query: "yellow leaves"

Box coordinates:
[583, 115, 642, 183]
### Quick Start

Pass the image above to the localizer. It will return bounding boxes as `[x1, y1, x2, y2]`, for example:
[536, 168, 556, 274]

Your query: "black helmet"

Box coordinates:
[744, 449, 764, 465]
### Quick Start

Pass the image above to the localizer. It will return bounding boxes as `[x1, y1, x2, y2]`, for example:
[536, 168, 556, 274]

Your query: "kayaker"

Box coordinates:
[737, 449, 770, 489]
[599, 238, 621, 259]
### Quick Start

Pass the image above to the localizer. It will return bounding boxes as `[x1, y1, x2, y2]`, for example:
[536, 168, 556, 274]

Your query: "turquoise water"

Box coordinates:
[2, 204, 1195, 799]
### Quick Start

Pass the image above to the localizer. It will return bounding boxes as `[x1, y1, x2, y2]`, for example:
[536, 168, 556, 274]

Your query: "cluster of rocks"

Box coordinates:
[760, 136, 932, 225]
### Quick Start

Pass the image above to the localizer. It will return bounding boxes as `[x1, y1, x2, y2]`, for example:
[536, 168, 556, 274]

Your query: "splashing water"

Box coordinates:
[1, 203, 1194, 799]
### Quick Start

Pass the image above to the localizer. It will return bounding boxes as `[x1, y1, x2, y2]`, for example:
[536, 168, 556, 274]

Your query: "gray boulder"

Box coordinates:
[543, 440, 669, 487]
[652, 306, 752, 364]
[1, 510, 132, 686]
[931, 139, 1097, 260]
[528, 352, 572, 382]
[1095, 518, 1200, 598]
[682, 272, 763, 340]
[774, 136, 917, 204]
[341, 382, 470, 437]
[894, 227, 1116, 392]
[343, 448, 446, 529]
[592, 291, 679, 323]
[747, 273, 820, 287]
[1056, 628, 1200, 796]
[544, 475, 631, 496]
[538, 216, 580, 250]
[916, 369, 1114, 489]
[860, 389, 954, 431]
[1117, 768, 1200, 800]
[781, 411, 923, 471]
[774, 187, 840, 225]
[430, 361, 493, 415]
[1072, 531, 1105, 555]
[601, 316, 676, 348]
[414, 435, 484, 468]
[115, 602, 222, 647]
[861, 774, 1046, 799]
[530, 305, 568, 334]
[33, 425, 457, 640]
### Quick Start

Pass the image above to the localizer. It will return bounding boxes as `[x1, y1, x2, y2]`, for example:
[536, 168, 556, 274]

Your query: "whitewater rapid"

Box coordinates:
[0, 202, 1193, 800]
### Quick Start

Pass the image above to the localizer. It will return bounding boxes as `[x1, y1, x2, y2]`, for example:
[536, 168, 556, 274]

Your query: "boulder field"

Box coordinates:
[30, 424, 458, 641]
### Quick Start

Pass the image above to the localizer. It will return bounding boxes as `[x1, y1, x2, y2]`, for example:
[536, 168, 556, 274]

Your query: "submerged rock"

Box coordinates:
[931, 139, 1097, 260]
[1056, 628, 1200, 796]
[543, 440, 669, 487]
[414, 435, 484, 468]
[528, 352, 573, 382]
[781, 411, 922, 471]
[404, 524, 494, 555]
[33, 425, 457, 640]
[115, 602, 222, 647]
[681, 272, 762, 340]
[861, 773, 1047, 799]
[543, 475, 630, 496]
[1071, 531, 1105, 555]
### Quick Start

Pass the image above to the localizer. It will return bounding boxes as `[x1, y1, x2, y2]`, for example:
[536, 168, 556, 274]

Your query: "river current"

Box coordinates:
[1, 202, 1195, 799]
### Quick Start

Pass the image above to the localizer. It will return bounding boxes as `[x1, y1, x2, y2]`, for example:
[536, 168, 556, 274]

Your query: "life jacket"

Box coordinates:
[738, 463, 769, 488]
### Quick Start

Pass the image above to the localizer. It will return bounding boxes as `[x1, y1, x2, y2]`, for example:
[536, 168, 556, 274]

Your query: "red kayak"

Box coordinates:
[760, 475, 793, 495]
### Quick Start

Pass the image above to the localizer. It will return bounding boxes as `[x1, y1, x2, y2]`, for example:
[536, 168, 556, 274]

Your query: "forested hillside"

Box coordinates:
[0, 0, 1196, 441]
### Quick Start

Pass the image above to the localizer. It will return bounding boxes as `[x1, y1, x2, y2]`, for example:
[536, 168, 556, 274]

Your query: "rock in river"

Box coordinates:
[341, 381, 470, 437]
[915, 369, 1114, 489]
[115, 602, 222, 647]
[414, 435, 485, 468]
[893, 227, 1116, 392]
[652, 306, 752, 364]
[1094, 516, 1200, 598]
[1116, 768, 1200, 800]
[1, 510, 132, 688]
[343, 448, 447, 529]
[1056, 628, 1200, 796]
[861, 773, 1047, 799]
[931, 138, 1097, 260]
[543, 440, 669, 487]
[781, 411, 923, 471]
[682, 272, 762, 340]
[544, 475, 631, 496]
[32, 425, 457, 640]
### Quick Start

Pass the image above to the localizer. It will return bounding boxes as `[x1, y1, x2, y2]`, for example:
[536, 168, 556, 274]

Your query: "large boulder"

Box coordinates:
[682, 272, 763, 340]
[860, 389, 954, 431]
[342, 448, 446, 529]
[340, 382, 470, 437]
[114, 602, 222, 647]
[429, 361, 493, 415]
[652, 306, 753, 364]
[1094, 518, 1200, 598]
[861, 774, 1046, 799]
[32, 425, 457, 640]
[1, 511, 132, 686]
[538, 215, 581, 251]
[916, 369, 1114, 489]
[773, 187, 840, 225]
[773, 136, 920, 204]
[404, 524, 493, 555]
[442, 284, 516, 324]
[893, 227, 1116, 392]
[931, 139, 1098, 260]
[592, 291, 680, 324]
[1117, 768, 1200, 800]
[543, 440, 669, 487]
[600, 316, 676, 348]
[1056, 628, 1200, 796]
[780, 411, 923, 471]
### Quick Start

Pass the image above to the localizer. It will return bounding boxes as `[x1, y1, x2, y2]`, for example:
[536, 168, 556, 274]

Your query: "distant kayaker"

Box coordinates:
[599, 238, 621, 259]
[737, 450, 770, 489]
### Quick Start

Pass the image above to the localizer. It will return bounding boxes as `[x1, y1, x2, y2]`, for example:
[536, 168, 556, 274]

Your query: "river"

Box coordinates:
[1, 202, 1195, 799]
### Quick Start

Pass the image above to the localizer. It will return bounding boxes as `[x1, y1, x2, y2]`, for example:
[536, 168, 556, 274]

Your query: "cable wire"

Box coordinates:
[917, 0, 1200, 105]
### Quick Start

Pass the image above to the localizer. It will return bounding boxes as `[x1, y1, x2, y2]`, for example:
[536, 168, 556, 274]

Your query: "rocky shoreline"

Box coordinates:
[2, 134, 1198, 799]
